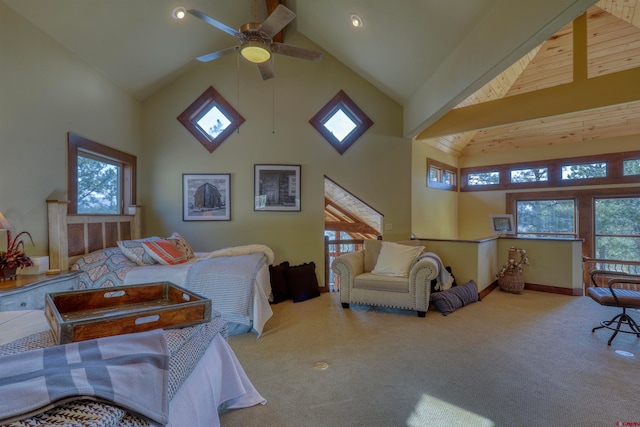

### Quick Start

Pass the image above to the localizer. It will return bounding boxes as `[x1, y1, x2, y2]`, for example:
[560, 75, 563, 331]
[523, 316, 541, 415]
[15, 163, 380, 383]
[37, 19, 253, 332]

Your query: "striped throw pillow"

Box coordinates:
[142, 238, 189, 265]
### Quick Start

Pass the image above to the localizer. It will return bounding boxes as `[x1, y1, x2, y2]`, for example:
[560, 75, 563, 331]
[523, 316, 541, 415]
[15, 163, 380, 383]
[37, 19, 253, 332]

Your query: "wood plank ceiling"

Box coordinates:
[324, 178, 381, 239]
[326, 0, 640, 235]
[419, 0, 640, 157]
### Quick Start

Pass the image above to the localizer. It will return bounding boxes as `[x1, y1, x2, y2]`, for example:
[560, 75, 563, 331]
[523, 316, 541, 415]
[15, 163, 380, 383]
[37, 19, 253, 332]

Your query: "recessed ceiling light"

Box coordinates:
[172, 6, 187, 20]
[350, 13, 364, 28]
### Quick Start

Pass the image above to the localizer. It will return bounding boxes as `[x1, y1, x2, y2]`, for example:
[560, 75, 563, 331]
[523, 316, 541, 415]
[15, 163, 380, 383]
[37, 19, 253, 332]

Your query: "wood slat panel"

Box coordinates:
[104, 222, 118, 249]
[423, 1, 640, 157]
[67, 223, 85, 257]
[87, 223, 104, 253]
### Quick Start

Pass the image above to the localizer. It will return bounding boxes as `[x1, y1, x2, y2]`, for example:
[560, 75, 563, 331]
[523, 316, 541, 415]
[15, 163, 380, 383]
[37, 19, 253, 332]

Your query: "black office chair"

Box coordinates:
[587, 269, 640, 345]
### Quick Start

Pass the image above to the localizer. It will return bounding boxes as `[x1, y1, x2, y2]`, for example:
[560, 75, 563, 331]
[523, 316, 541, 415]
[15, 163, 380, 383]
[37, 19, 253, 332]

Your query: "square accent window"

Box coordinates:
[309, 90, 373, 155]
[177, 86, 245, 153]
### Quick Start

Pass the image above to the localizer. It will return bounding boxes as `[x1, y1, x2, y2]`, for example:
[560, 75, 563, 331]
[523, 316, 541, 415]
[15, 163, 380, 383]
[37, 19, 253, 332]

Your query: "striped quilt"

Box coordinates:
[185, 252, 266, 328]
[0, 313, 227, 427]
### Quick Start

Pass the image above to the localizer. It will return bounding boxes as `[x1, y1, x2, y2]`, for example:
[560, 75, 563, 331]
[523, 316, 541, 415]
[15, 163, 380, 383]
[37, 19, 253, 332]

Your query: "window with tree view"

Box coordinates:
[624, 159, 640, 176]
[77, 154, 121, 214]
[561, 162, 606, 180]
[595, 197, 640, 261]
[516, 200, 576, 238]
[67, 132, 136, 215]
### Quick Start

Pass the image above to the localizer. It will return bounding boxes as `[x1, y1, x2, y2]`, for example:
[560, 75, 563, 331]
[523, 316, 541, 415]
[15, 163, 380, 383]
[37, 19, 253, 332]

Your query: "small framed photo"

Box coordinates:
[490, 214, 515, 235]
[183, 174, 231, 221]
[254, 164, 301, 211]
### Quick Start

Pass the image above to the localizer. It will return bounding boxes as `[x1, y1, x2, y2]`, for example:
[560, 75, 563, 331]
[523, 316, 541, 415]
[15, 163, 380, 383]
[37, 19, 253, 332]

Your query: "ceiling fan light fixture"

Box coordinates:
[240, 41, 271, 63]
[350, 13, 364, 28]
[172, 6, 186, 20]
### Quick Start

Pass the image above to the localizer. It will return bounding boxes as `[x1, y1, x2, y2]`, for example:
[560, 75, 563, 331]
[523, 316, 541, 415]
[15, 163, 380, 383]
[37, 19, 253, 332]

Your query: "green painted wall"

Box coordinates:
[140, 32, 411, 282]
[0, 2, 141, 256]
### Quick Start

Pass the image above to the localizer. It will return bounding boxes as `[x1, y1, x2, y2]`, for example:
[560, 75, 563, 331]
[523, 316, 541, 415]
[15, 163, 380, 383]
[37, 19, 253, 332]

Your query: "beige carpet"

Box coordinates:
[219, 289, 640, 427]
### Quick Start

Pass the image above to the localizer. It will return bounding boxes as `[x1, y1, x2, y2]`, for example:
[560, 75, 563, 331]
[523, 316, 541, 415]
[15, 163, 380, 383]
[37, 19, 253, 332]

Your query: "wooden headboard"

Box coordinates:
[47, 200, 142, 271]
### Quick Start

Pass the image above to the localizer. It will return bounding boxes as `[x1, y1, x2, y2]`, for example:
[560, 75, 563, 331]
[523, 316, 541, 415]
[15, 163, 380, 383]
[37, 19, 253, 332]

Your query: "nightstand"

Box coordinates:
[0, 271, 80, 311]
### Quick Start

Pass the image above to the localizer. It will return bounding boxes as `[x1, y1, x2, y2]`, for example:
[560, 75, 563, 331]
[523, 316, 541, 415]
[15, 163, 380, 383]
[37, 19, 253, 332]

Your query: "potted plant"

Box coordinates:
[497, 247, 529, 294]
[0, 230, 34, 280]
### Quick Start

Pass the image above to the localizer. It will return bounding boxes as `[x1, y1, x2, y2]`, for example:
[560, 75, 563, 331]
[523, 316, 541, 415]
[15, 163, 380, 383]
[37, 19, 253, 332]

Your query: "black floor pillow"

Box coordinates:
[269, 261, 291, 303]
[286, 262, 321, 303]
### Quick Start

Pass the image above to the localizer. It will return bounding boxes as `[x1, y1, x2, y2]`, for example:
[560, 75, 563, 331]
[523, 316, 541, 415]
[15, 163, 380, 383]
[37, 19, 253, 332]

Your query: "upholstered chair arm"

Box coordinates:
[332, 251, 364, 286]
[332, 250, 364, 304]
[408, 258, 439, 312]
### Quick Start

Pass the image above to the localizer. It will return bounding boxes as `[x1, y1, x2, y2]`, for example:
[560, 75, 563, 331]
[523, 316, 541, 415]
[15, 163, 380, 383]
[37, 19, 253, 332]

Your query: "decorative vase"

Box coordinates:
[498, 270, 524, 294]
[0, 267, 18, 281]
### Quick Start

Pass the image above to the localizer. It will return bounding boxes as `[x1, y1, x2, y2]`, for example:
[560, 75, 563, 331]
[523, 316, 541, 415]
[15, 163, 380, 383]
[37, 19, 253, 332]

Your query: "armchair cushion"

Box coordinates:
[371, 242, 424, 277]
[354, 273, 409, 292]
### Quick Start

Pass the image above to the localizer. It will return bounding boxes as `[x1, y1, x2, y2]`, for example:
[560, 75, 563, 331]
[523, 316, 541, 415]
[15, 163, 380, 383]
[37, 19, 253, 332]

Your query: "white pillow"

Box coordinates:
[371, 242, 424, 277]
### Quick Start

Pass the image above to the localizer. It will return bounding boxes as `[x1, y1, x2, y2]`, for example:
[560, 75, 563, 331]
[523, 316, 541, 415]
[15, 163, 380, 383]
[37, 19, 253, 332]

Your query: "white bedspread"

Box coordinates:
[124, 254, 273, 337]
[0, 311, 266, 427]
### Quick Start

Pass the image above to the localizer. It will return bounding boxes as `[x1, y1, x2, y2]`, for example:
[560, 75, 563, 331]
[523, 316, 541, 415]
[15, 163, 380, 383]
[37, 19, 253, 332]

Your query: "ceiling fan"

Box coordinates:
[187, 4, 323, 80]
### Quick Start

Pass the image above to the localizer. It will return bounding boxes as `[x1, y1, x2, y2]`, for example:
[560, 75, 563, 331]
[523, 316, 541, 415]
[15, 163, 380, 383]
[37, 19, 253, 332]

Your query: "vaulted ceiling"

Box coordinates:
[6, 0, 639, 234]
[417, 1, 640, 156]
[4, 0, 609, 150]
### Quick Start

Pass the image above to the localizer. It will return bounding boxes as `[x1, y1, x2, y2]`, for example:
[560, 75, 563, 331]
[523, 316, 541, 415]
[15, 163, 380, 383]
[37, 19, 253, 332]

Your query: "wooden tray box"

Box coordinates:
[45, 282, 212, 344]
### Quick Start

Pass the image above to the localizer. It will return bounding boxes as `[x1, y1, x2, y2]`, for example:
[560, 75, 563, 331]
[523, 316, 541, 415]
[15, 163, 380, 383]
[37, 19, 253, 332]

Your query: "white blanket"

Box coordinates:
[414, 252, 454, 291]
[199, 244, 275, 265]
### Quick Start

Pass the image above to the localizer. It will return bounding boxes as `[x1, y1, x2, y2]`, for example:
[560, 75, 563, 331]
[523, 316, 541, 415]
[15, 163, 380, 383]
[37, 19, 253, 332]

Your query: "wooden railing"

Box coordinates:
[324, 237, 364, 291]
[583, 257, 640, 288]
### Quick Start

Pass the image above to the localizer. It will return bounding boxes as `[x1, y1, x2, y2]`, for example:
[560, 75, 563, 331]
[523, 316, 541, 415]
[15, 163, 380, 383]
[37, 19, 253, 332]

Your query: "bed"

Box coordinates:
[0, 309, 266, 426]
[0, 201, 273, 425]
[46, 200, 274, 336]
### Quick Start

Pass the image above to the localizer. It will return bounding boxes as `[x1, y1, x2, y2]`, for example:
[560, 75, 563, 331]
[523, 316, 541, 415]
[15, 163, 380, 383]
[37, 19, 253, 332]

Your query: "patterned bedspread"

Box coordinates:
[0, 313, 227, 427]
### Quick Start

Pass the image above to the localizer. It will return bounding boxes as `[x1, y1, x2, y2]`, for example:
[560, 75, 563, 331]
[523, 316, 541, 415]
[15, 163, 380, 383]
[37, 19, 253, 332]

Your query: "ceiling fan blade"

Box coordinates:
[257, 61, 275, 80]
[260, 4, 296, 38]
[272, 43, 323, 62]
[196, 46, 239, 62]
[187, 9, 240, 38]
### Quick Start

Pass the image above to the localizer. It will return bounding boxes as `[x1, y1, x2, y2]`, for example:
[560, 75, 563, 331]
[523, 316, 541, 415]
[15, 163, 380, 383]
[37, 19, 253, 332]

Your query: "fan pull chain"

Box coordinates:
[272, 60, 276, 134]
[236, 52, 241, 134]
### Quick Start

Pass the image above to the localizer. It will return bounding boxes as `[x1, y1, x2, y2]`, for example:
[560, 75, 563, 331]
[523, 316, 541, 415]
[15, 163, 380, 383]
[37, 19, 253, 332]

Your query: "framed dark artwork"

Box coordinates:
[183, 174, 231, 221]
[489, 214, 514, 235]
[254, 165, 301, 211]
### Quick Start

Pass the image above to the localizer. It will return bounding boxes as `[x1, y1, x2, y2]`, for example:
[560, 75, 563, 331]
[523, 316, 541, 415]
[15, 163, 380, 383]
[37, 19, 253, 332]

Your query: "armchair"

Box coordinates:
[331, 239, 440, 317]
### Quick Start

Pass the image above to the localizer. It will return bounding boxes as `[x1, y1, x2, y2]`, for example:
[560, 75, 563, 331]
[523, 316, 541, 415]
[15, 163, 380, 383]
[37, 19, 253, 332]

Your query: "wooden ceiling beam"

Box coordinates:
[325, 197, 365, 224]
[265, 0, 284, 43]
[415, 67, 640, 140]
[324, 221, 379, 235]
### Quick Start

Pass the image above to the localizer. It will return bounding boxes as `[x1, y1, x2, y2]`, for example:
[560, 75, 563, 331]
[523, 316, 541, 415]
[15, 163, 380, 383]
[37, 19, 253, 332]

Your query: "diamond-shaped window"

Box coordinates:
[309, 90, 373, 155]
[178, 86, 245, 153]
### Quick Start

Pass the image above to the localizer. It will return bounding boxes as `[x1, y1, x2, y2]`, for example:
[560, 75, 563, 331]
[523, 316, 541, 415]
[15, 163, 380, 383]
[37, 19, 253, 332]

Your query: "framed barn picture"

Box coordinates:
[254, 164, 301, 211]
[183, 173, 231, 221]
